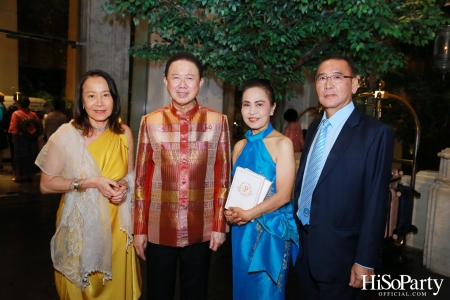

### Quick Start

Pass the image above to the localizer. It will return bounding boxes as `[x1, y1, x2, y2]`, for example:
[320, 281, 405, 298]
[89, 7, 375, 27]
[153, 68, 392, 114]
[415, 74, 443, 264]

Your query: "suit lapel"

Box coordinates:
[315, 109, 361, 188]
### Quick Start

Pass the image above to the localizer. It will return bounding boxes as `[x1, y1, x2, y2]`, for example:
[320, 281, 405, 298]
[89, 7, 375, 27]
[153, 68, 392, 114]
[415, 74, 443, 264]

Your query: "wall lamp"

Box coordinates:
[433, 1, 450, 79]
[0, 28, 80, 49]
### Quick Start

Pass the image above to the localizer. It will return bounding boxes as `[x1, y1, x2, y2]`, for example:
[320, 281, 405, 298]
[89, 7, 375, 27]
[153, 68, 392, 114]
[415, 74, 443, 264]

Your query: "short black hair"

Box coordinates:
[18, 95, 30, 108]
[164, 52, 203, 78]
[242, 78, 276, 106]
[318, 54, 357, 76]
[52, 96, 65, 111]
[284, 108, 298, 123]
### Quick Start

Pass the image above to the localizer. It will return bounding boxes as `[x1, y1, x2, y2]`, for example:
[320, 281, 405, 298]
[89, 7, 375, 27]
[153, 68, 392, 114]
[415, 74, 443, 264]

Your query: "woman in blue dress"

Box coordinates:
[225, 79, 299, 299]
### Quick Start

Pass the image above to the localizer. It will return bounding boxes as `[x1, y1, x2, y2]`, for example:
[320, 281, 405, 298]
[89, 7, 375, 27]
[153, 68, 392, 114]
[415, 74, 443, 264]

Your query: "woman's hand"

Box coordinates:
[110, 183, 128, 204]
[224, 207, 254, 226]
[86, 177, 124, 203]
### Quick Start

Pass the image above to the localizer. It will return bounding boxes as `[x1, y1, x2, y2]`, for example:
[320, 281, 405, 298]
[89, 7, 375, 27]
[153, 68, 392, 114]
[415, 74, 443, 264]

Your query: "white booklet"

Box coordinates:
[225, 167, 272, 210]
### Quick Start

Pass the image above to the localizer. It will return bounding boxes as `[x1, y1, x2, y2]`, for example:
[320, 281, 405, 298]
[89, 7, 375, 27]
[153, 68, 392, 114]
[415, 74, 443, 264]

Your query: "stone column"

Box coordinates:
[423, 148, 450, 277]
[80, 0, 131, 123]
[402, 171, 438, 250]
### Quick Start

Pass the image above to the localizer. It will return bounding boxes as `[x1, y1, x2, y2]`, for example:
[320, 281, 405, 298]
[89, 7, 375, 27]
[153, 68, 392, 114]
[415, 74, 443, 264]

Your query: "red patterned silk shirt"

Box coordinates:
[134, 102, 231, 247]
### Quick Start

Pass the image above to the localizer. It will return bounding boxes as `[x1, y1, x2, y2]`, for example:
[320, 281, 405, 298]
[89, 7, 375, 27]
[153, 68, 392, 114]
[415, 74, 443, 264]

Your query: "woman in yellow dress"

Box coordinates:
[36, 70, 141, 299]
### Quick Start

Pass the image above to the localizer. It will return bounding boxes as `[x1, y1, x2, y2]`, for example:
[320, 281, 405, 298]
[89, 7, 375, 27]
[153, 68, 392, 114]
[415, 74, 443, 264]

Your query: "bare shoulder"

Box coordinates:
[265, 130, 294, 161]
[232, 139, 247, 163]
[121, 123, 133, 140]
[233, 139, 246, 155]
[121, 123, 131, 134]
[268, 130, 293, 148]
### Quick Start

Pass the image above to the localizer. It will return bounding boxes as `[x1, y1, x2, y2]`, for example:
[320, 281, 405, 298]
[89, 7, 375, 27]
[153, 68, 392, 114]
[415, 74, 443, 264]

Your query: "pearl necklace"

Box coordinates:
[92, 125, 109, 132]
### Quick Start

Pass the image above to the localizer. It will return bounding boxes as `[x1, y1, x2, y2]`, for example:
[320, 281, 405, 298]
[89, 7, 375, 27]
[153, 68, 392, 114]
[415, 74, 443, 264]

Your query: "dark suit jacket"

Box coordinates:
[293, 107, 394, 284]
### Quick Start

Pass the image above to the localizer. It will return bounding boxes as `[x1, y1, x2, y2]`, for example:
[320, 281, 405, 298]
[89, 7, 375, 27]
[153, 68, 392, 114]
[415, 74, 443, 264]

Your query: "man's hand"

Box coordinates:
[209, 231, 226, 251]
[349, 263, 374, 288]
[133, 234, 148, 261]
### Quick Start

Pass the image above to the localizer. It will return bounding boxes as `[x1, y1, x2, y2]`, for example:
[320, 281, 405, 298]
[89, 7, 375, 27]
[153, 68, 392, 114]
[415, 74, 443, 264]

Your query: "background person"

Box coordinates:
[133, 52, 231, 300]
[283, 108, 304, 152]
[225, 79, 299, 300]
[42, 102, 54, 129]
[0, 92, 8, 169]
[6, 92, 20, 161]
[43, 96, 68, 141]
[8, 95, 40, 182]
[293, 55, 394, 299]
[36, 69, 141, 299]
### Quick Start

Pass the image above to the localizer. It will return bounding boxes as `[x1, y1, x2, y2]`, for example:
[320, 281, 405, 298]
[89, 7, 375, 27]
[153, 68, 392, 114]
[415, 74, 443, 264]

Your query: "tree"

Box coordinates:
[104, 0, 448, 100]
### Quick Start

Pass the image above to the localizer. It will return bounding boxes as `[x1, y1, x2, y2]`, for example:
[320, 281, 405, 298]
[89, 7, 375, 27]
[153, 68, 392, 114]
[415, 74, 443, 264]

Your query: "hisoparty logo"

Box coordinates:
[362, 275, 444, 297]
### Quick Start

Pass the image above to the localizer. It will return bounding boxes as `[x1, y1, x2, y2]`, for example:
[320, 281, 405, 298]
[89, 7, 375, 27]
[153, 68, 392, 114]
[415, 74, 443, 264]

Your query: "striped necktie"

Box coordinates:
[298, 119, 331, 225]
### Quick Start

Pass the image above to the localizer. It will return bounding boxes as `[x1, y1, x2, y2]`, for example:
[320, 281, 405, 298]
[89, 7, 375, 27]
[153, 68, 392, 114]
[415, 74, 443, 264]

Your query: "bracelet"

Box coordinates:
[258, 204, 263, 217]
[120, 179, 130, 192]
[69, 179, 75, 191]
[73, 179, 79, 191]
[78, 179, 86, 192]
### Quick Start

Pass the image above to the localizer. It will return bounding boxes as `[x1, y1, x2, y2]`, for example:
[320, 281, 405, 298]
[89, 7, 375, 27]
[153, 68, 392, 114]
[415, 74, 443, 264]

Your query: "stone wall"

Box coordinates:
[80, 0, 131, 123]
[423, 148, 450, 277]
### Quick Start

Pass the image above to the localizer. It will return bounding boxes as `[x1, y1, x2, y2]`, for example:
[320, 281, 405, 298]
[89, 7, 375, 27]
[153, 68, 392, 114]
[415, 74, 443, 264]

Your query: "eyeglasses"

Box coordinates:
[315, 74, 354, 84]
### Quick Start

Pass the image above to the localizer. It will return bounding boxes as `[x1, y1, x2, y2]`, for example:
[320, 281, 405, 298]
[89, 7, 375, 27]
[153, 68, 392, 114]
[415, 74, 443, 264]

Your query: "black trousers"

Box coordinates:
[295, 229, 363, 300]
[8, 133, 14, 161]
[146, 241, 211, 300]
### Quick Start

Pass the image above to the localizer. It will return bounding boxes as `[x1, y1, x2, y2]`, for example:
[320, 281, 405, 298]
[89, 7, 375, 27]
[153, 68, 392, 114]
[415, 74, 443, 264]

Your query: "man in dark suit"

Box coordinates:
[294, 55, 394, 299]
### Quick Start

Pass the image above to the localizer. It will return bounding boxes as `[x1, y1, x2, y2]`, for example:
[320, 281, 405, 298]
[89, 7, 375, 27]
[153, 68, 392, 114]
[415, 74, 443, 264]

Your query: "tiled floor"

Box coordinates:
[1, 162, 449, 299]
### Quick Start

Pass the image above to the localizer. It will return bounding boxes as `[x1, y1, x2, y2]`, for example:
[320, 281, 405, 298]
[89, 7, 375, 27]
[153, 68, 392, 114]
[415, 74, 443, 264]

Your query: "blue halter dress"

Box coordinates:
[231, 123, 299, 300]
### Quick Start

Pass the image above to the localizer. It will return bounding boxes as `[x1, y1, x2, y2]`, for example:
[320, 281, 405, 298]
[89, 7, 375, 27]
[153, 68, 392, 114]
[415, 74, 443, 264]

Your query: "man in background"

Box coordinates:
[0, 92, 8, 169]
[43, 96, 67, 141]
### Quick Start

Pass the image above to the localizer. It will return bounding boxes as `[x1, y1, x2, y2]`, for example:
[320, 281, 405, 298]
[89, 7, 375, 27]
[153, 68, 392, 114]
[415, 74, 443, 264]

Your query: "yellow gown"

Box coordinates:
[54, 129, 142, 300]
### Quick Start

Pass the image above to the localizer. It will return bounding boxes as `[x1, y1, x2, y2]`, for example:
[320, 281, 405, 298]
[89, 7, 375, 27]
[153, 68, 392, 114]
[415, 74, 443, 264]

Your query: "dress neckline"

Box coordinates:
[245, 123, 274, 142]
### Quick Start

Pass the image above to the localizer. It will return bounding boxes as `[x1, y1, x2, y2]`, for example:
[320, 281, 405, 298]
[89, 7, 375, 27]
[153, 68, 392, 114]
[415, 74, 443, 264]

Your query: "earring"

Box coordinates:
[83, 104, 85, 109]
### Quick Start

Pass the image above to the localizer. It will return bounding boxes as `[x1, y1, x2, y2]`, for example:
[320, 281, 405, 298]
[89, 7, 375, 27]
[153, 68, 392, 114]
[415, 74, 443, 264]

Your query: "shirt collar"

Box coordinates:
[169, 100, 200, 117]
[322, 101, 354, 128]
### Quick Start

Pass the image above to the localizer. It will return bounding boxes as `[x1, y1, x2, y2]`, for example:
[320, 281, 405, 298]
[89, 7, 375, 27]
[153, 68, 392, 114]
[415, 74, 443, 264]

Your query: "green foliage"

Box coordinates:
[64, 98, 73, 111]
[36, 90, 73, 111]
[36, 90, 54, 102]
[103, 0, 448, 100]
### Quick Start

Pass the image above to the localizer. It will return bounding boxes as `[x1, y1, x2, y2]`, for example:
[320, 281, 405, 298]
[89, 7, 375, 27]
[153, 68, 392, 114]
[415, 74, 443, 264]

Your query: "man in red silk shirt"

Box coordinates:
[133, 52, 231, 300]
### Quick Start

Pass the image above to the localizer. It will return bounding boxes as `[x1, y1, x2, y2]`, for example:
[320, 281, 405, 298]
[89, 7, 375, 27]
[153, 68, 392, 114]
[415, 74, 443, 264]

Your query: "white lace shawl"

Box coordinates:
[35, 123, 134, 290]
